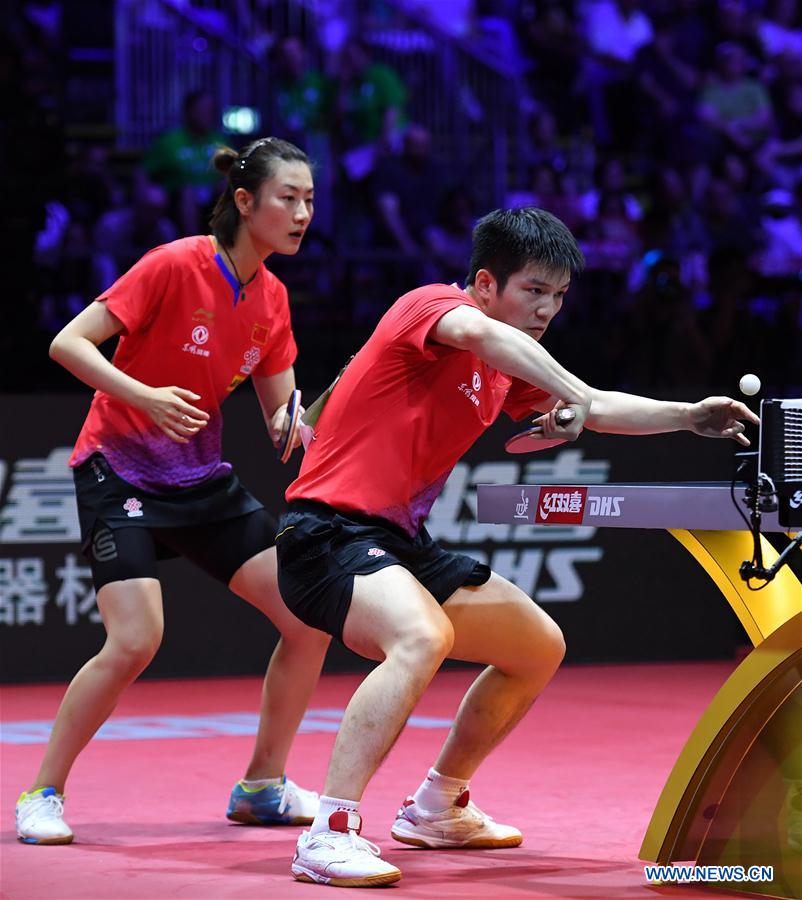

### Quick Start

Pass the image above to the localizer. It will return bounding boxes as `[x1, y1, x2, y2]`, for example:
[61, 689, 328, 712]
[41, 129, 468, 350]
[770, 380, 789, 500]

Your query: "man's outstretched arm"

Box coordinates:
[585, 390, 760, 446]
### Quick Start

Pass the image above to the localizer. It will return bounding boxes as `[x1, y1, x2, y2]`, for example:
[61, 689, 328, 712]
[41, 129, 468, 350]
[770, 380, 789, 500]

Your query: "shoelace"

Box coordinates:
[311, 828, 380, 857]
[21, 793, 64, 823]
[343, 830, 381, 857]
[465, 800, 496, 822]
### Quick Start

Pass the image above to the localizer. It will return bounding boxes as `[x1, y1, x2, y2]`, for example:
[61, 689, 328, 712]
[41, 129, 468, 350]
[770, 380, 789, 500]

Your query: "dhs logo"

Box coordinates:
[587, 495, 624, 517]
[426, 451, 610, 604]
[535, 487, 587, 524]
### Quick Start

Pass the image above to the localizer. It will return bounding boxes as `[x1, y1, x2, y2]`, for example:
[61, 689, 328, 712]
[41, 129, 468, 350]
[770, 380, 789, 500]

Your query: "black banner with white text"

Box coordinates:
[1, 390, 760, 682]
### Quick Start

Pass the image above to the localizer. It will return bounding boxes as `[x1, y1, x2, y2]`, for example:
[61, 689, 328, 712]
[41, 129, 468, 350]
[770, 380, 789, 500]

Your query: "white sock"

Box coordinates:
[240, 776, 283, 790]
[413, 767, 469, 812]
[310, 795, 360, 835]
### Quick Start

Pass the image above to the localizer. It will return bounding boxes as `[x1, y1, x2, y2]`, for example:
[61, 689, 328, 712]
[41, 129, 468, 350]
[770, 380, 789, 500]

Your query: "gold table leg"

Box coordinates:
[640, 530, 802, 898]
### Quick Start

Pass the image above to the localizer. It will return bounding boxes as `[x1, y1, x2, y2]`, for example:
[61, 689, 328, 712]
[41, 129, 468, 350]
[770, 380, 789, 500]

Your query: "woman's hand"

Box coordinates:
[268, 400, 306, 451]
[137, 386, 210, 444]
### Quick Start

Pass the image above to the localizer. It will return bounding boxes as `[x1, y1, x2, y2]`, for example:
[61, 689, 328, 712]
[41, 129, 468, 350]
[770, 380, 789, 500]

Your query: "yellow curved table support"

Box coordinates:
[640, 529, 802, 899]
[667, 530, 801, 645]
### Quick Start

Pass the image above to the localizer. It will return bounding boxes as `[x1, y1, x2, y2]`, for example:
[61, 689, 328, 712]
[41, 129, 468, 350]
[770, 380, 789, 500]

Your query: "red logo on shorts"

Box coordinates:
[367, 547, 386, 557]
[535, 487, 587, 524]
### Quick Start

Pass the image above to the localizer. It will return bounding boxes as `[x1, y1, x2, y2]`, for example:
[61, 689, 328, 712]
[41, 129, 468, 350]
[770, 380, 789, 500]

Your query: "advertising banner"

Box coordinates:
[1, 392, 751, 682]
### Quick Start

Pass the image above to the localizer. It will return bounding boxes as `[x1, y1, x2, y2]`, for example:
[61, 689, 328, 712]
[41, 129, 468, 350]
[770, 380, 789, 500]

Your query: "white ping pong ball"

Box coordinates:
[739, 373, 761, 396]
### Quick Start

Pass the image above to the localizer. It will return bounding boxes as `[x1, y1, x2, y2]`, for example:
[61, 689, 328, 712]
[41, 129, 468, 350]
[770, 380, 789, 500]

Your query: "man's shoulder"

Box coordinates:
[378, 284, 479, 330]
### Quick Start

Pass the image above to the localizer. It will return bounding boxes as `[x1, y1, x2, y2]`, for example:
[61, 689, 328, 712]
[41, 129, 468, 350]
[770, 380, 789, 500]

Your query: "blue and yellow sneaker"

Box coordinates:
[226, 776, 319, 826]
[16, 787, 74, 844]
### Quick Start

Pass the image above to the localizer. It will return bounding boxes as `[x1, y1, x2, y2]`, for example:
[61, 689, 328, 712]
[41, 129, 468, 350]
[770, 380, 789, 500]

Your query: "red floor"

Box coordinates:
[1, 663, 757, 899]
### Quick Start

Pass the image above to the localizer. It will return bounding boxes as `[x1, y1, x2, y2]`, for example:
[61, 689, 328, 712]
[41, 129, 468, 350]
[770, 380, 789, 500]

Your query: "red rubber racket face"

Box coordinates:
[278, 389, 302, 463]
[504, 407, 576, 454]
[505, 427, 568, 454]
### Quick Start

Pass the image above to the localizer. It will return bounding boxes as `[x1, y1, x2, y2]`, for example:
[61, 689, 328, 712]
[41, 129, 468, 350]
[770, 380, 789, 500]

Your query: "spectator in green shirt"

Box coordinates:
[332, 38, 408, 181]
[144, 89, 226, 235]
[270, 36, 332, 144]
[697, 42, 774, 155]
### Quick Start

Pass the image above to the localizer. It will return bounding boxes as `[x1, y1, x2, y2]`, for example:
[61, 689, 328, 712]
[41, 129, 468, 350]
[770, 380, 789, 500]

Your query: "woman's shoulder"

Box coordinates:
[260, 264, 288, 299]
[136, 236, 214, 277]
[158, 235, 214, 259]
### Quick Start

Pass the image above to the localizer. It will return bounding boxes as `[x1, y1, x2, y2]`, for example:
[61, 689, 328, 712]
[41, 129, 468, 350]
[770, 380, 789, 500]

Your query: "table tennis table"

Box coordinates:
[477, 481, 801, 897]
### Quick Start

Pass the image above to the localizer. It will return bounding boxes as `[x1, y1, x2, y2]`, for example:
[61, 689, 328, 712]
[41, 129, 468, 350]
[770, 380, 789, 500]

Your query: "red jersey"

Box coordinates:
[287, 285, 548, 535]
[71, 235, 297, 491]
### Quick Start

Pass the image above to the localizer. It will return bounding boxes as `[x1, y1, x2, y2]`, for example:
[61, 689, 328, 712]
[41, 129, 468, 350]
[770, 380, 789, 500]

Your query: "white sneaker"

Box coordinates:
[292, 810, 402, 887]
[16, 787, 74, 845]
[391, 791, 522, 849]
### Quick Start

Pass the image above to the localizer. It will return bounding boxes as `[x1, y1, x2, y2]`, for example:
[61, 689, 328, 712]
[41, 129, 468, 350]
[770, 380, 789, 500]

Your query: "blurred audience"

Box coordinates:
[615, 253, 713, 390]
[144, 89, 225, 235]
[331, 37, 408, 180]
[12, 0, 802, 396]
[267, 35, 332, 147]
[92, 178, 178, 292]
[423, 187, 477, 284]
[374, 124, 450, 254]
[753, 187, 802, 276]
[697, 42, 774, 156]
[576, 0, 655, 145]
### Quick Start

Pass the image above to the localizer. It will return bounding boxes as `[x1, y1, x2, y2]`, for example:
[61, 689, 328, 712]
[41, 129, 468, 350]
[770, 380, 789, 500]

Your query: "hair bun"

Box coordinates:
[211, 145, 238, 175]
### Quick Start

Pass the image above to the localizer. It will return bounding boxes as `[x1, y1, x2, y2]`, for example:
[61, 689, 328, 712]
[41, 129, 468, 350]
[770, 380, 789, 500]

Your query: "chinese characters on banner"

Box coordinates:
[0, 449, 100, 627]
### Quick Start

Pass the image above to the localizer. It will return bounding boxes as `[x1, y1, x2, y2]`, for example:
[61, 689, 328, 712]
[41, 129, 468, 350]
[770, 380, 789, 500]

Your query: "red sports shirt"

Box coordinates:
[71, 235, 297, 491]
[287, 284, 548, 535]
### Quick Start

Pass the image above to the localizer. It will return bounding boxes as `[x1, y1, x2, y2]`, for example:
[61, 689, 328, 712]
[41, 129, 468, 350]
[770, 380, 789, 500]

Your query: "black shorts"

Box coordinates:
[276, 500, 491, 640]
[74, 454, 275, 591]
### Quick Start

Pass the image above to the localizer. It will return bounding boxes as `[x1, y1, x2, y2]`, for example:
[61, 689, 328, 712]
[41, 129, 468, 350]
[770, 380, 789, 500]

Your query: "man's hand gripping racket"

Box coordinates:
[505, 406, 580, 454]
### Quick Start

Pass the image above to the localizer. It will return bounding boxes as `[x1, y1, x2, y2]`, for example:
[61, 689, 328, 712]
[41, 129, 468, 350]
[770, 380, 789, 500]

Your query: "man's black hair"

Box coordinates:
[466, 207, 585, 291]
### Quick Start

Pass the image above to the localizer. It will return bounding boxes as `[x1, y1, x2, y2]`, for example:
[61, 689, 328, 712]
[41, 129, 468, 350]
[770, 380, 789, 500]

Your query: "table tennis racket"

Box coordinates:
[505, 407, 577, 454]
[277, 389, 302, 463]
[296, 358, 353, 451]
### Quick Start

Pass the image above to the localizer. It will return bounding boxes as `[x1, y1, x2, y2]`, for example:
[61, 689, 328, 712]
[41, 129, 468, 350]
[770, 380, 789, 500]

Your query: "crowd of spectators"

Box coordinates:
[5, 0, 802, 395]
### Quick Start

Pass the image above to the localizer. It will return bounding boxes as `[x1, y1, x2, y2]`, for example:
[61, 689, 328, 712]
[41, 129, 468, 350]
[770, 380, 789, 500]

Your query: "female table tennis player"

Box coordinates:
[16, 137, 328, 844]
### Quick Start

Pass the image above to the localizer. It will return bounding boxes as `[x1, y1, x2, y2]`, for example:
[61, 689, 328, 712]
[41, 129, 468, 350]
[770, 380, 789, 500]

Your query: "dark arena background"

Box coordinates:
[1, 2, 801, 899]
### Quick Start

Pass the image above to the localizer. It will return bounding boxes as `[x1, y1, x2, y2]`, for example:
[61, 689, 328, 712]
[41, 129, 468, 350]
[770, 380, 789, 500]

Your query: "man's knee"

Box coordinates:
[505, 606, 566, 681]
[280, 621, 331, 656]
[539, 617, 566, 672]
[394, 617, 454, 669]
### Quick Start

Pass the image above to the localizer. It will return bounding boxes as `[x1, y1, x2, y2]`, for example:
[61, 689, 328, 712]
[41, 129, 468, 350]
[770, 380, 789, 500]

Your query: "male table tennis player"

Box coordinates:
[275, 207, 759, 887]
